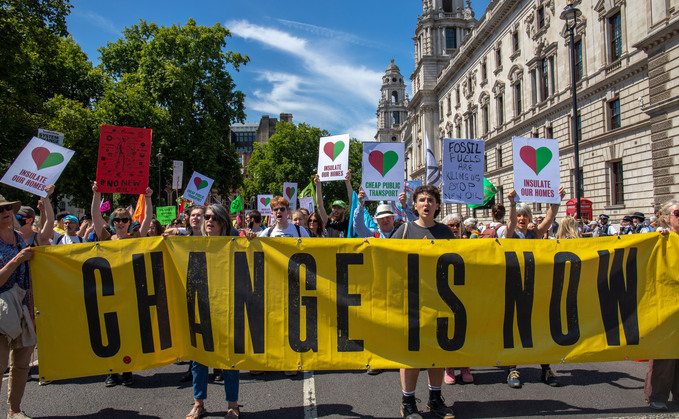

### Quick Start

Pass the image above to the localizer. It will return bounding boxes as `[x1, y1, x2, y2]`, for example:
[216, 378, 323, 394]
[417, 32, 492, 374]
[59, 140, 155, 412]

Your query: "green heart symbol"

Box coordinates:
[39, 153, 64, 170]
[266, 198, 271, 206]
[535, 147, 552, 175]
[198, 180, 208, 190]
[382, 151, 399, 176]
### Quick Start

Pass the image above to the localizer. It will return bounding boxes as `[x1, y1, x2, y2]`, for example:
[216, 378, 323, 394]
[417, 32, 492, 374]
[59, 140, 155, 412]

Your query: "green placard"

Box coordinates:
[156, 206, 177, 225]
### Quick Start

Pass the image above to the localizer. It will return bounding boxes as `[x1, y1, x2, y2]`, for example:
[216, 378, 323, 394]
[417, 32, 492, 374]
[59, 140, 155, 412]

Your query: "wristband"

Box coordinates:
[510, 203, 516, 207]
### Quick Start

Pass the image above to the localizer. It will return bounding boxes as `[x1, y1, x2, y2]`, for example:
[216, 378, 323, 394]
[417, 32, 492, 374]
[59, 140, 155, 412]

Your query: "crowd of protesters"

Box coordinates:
[0, 175, 675, 419]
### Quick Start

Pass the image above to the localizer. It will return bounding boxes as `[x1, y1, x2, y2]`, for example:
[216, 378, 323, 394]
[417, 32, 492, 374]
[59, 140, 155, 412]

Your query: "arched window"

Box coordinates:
[392, 111, 400, 125]
[392, 91, 398, 103]
[442, 0, 452, 13]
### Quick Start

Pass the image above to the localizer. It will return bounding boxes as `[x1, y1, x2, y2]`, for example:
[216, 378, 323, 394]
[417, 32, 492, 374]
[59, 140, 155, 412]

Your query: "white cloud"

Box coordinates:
[227, 19, 383, 137]
[275, 19, 386, 49]
[71, 9, 120, 36]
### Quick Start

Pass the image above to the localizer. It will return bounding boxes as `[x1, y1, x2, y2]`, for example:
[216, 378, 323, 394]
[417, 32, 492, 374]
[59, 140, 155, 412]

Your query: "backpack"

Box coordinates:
[479, 223, 503, 238]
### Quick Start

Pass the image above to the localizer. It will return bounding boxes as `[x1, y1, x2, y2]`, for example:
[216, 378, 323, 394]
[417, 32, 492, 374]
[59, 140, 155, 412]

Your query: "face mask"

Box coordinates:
[15, 215, 27, 227]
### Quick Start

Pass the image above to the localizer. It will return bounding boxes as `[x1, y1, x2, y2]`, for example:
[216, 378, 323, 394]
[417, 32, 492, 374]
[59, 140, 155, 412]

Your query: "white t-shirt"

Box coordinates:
[258, 223, 310, 238]
[53, 232, 85, 244]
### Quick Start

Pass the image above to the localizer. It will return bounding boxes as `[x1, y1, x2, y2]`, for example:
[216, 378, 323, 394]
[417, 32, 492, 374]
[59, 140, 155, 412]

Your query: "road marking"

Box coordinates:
[303, 370, 317, 419]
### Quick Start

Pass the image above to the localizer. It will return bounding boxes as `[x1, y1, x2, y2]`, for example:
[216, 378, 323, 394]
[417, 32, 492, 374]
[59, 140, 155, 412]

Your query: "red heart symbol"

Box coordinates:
[31, 147, 50, 169]
[369, 151, 384, 175]
[323, 142, 335, 160]
[260, 197, 270, 206]
[193, 177, 202, 189]
[520, 146, 538, 175]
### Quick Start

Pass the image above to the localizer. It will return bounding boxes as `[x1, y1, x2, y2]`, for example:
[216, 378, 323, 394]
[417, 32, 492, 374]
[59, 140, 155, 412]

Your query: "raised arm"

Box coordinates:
[535, 186, 565, 238]
[505, 190, 518, 239]
[352, 188, 372, 238]
[91, 182, 110, 241]
[139, 188, 153, 237]
[344, 169, 353, 204]
[314, 174, 328, 226]
[36, 184, 55, 245]
[399, 192, 418, 222]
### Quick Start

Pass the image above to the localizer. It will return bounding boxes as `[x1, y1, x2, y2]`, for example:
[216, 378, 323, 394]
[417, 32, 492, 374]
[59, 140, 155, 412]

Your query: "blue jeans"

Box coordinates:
[191, 361, 240, 403]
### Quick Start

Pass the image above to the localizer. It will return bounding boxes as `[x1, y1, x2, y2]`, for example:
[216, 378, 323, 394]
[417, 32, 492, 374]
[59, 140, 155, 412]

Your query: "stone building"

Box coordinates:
[375, 59, 409, 142]
[397, 0, 679, 222]
[231, 113, 293, 175]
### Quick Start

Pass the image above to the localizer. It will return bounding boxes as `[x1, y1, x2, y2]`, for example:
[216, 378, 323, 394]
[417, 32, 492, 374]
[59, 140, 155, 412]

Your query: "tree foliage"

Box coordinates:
[244, 122, 363, 211]
[0, 6, 250, 208]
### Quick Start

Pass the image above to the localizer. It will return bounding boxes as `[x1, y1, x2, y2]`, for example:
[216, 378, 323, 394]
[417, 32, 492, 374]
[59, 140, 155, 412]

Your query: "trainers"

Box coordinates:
[104, 374, 120, 387]
[507, 369, 521, 388]
[460, 367, 474, 383]
[212, 369, 223, 382]
[400, 396, 422, 419]
[649, 401, 668, 411]
[7, 412, 32, 419]
[367, 369, 383, 375]
[121, 372, 134, 386]
[541, 368, 558, 387]
[427, 393, 455, 418]
[444, 368, 456, 385]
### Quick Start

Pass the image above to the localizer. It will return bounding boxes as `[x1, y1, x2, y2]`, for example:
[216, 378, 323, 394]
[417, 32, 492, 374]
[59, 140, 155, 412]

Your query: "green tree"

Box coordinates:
[244, 121, 363, 210]
[96, 19, 249, 202]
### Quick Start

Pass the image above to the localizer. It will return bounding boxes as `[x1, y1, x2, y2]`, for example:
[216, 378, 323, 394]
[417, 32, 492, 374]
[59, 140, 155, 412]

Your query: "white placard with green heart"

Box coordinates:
[183, 171, 214, 205]
[317, 134, 350, 181]
[283, 182, 297, 210]
[361, 142, 404, 201]
[0, 137, 75, 197]
[512, 136, 561, 204]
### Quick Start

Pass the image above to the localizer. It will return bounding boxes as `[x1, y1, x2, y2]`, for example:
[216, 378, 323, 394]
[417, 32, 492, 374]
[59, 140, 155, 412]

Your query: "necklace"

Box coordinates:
[0, 230, 15, 246]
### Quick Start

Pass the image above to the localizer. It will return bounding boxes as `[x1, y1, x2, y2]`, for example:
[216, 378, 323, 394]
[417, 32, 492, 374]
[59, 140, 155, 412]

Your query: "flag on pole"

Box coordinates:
[425, 132, 441, 187]
[230, 195, 243, 213]
[299, 181, 316, 205]
[468, 178, 498, 209]
[132, 194, 145, 223]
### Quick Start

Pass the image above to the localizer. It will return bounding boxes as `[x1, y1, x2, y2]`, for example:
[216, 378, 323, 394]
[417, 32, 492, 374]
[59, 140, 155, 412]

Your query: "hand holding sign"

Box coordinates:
[361, 142, 404, 201]
[283, 182, 297, 210]
[184, 171, 214, 205]
[512, 137, 560, 204]
[317, 134, 350, 181]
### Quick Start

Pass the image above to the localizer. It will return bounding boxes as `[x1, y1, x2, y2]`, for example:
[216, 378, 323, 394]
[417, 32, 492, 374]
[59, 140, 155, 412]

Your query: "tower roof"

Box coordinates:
[386, 58, 400, 74]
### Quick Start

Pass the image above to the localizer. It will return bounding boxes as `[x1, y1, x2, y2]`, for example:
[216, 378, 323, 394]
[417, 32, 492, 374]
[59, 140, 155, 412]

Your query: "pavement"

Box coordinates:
[4, 356, 679, 418]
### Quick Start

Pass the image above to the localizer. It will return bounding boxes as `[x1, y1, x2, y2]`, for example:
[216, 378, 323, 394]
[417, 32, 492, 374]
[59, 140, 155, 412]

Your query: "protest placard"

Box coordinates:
[299, 197, 314, 214]
[361, 142, 404, 201]
[391, 180, 421, 219]
[283, 182, 297, 210]
[37, 128, 64, 146]
[512, 137, 560, 204]
[96, 125, 152, 194]
[317, 134, 350, 181]
[100, 201, 111, 213]
[0, 137, 75, 197]
[441, 138, 485, 204]
[183, 171, 214, 205]
[172, 160, 183, 189]
[257, 194, 273, 216]
[156, 207, 176, 225]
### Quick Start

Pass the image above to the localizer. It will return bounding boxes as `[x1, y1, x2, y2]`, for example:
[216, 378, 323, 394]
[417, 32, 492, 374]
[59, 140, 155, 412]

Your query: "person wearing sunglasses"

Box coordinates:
[186, 204, 246, 419]
[644, 200, 679, 411]
[15, 184, 55, 247]
[90, 181, 153, 387]
[306, 213, 326, 237]
[441, 213, 461, 239]
[0, 194, 37, 419]
[257, 197, 310, 238]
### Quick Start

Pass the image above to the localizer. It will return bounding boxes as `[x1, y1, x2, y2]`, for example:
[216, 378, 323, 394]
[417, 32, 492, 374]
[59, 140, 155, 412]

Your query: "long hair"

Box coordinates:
[201, 204, 232, 236]
[557, 216, 581, 239]
[308, 212, 325, 237]
[659, 200, 679, 229]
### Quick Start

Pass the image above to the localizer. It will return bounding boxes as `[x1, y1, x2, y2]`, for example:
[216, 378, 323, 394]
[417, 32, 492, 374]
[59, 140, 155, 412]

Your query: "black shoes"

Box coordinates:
[121, 372, 134, 386]
[211, 369, 224, 382]
[541, 368, 559, 387]
[426, 391, 455, 419]
[400, 396, 422, 419]
[104, 374, 121, 387]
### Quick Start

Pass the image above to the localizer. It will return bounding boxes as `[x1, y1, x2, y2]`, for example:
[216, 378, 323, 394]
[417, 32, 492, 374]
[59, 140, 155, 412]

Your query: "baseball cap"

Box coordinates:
[599, 214, 609, 220]
[374, 204, 395, 219]
[17, 206, 35, 219]
[331, 200, 347, 209]
[632, 212, 645, 221]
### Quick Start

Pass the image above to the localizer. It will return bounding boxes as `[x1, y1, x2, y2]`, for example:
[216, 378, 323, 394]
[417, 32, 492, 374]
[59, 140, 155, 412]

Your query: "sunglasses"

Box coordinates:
[308, 219, 318, 223]
[272, 207, 287, 213]
[447, 223, 460, 228]
[204, 214, 216, 221]
[0, 204, 14, 213]
[112, 217, 130, 224]
[673, 210, 679, 218]
[172, 221, 181, 225]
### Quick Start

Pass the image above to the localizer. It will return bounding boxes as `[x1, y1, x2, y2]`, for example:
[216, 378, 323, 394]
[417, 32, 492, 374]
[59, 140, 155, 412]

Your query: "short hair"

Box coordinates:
[188, 205, 205, 216]
[299, 208, 310, 216]
[269, 196, 289, 209]
[491, 204, 506, 221]
[201, 204, 232, 236]
[412, 185, 441, 218]
[463, 217, 478, 229]
[247, 210, 262, 223]
[112, 208, 130, 220]
[515, 202, 532, 220]
[291, 209, 305, 219]
[56, 211, 71, 221]
[440, 214, 459, 225]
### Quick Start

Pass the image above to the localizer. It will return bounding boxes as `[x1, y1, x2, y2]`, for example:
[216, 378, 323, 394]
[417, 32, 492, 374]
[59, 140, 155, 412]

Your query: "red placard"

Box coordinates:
[96, 125, 152, 194]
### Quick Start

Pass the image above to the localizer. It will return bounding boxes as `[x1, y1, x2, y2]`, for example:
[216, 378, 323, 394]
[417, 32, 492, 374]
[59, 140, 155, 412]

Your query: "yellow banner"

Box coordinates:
[31, 234, 679, 380]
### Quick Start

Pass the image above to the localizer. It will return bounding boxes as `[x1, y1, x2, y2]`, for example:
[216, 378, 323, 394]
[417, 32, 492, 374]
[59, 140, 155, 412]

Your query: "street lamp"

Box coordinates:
[156, 150, 164, 204]
[561, 0, 583, 221]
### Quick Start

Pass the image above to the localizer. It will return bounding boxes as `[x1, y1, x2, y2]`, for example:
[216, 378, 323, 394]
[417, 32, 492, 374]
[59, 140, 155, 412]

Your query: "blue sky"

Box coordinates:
[66, 0, 490, 141]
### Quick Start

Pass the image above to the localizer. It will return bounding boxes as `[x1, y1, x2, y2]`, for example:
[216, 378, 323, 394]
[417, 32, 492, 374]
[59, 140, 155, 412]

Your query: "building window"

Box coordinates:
[442, 0, 453, 13]
[574, 40, 583, 81]
[392, 136, 397, 142]
[481, 62, 487, 82]
[484, 152, 488, 172]
[392, 91, 398, 103]
[393, 111, 400, 125]
[447, 95, 452, 115]
[445, 28, 457, 50]
[609, 12, 622, 61]
[465, 113, 476, 139]
[497, 186, 504, 205]
[540, 59, 550, 100]
[611, 160, 624, 205]
[497, 147, 503, 168]
[496, 46, 502, 68]
[481, 104, 489, 135]
[497, 95, 504, 125]
[537, 6, 545, 29]
[456, 87, 461, 105]
[512, 31, 519, 52]
[514, 81, 522, 116]
[456, 123, 462, 138]
[531, 70, 538, 105]
[608, 99, 621, 130]
[546, 125, 553, 139]
[575, 112, 582, 141]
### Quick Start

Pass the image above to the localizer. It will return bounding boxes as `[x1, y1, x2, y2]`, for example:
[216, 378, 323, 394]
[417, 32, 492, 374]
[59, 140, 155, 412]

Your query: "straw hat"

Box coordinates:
[0, 195, 21, 213]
